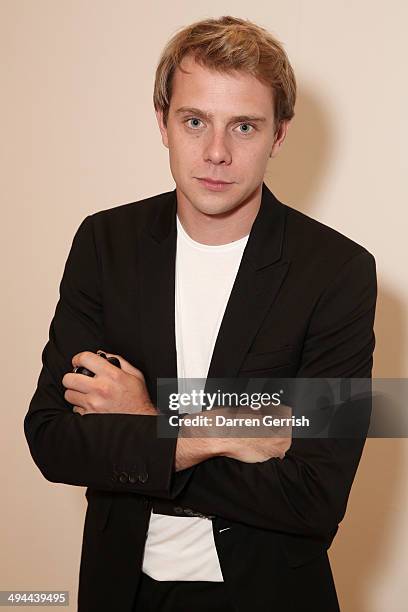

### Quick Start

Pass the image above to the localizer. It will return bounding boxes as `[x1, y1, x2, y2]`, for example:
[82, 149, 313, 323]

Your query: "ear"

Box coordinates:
[269, 119, 291, 158]
[155, 109, 169, 148]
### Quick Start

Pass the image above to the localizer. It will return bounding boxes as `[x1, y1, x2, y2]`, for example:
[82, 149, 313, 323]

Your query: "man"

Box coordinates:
[24, 15, 377, 612]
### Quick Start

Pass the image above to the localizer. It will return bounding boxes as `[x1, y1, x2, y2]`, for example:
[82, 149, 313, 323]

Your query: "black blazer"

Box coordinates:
[24, 183, 377, 612]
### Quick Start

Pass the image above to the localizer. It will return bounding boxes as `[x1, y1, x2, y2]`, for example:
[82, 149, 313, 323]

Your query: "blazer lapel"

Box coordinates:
[138, 191, 178, 405]
[138, 183, 290, 404]
[206, 182, 290, 379]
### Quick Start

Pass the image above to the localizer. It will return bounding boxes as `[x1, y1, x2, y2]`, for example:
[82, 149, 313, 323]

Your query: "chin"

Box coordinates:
[177, 181, 246, 216]
[190, 196, 237, 216]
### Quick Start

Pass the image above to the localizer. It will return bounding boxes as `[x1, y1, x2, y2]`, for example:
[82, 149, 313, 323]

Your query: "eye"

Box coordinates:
[236, 123, 255, 135]
[185, 117, 204, 129]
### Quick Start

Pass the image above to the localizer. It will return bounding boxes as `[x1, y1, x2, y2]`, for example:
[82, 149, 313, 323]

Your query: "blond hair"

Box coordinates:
[153, 15, 296, 134]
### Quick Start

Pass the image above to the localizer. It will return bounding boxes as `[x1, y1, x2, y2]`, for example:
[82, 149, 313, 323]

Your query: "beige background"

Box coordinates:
[1, 1, 407, 610]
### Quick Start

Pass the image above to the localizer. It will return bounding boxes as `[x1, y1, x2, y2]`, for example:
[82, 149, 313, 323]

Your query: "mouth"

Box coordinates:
[196, 177, 234, 191]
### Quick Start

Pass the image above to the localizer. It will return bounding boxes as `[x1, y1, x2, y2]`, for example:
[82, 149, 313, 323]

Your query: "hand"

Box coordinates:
[211, 403, 293, 462]
[221, 435, 292, 462]
[174, 404, 292, 469]
[221, 404, 292, 463]
[62, 350, 157, 416]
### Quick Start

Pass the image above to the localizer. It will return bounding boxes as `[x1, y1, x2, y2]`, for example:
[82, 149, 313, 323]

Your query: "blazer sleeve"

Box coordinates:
[168, 250, 377, 537]
[24, 215, 188, 497]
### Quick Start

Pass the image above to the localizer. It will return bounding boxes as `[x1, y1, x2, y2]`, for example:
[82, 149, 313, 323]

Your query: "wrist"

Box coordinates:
[211, 436, 238, 459]
[206, 435, 231, 458]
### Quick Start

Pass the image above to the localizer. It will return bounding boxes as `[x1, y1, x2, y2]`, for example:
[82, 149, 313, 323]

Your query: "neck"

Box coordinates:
[176, 183, 262, 245]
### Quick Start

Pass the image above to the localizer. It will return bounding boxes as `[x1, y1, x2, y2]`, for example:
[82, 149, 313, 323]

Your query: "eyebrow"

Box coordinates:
[175, 106, 267, 123]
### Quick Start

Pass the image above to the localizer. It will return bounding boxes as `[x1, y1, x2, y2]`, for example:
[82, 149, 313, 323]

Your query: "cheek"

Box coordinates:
[233, 146, 265, 169]
[169, 131, 191, 155]
[169, 138, 201, 169]
[243, 145, 272, 171]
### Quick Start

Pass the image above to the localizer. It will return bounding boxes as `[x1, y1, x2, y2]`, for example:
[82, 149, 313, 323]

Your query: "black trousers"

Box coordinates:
[132, 572, 237, 612]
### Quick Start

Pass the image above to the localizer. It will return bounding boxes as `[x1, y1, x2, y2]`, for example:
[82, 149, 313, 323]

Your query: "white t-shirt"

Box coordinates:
[141, 214, 249, 581]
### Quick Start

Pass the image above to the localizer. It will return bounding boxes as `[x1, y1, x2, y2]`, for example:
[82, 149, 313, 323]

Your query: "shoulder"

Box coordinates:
[270, 200, 377, 298]
[281, 201, 375, 271]
[87, 189, 174, 236]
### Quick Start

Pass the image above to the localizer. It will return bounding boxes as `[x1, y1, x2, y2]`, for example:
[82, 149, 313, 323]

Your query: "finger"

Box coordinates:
[73, 406, 87, 416]
[101, 350, 145, 379]
[64, 388, 89, 409]
[62, 371, 96, 393]
[72, 351, 111, 377]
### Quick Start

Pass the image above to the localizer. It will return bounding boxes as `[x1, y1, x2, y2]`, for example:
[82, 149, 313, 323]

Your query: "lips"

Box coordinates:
[198, 177, 232, 185]
[196, 177, 234, 192]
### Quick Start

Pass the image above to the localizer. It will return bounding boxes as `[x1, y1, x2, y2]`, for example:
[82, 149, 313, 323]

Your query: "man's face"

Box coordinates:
[156, 54, 289, 216]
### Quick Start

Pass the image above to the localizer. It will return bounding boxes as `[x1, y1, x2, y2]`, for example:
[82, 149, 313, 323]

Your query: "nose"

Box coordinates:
[203, 129, 232, 166]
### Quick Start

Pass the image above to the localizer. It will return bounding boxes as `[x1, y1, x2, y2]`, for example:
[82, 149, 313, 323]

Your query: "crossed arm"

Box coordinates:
[24, 214, 377, 538]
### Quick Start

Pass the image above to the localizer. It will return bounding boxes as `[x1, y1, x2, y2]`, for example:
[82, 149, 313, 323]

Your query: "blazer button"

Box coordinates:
[184, 508, 194, 516]
[138, 472, 149, 484]
[174, 506, 183, 514]
[119, 472, 128, 483]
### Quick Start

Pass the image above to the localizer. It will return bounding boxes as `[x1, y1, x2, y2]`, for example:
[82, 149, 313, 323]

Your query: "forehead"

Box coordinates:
[170, 54, 274, 113]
